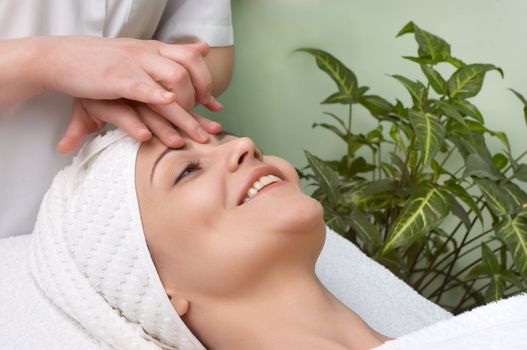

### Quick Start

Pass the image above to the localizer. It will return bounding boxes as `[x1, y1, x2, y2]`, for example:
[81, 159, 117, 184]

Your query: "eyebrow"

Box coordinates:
[150, 130, 239, 184]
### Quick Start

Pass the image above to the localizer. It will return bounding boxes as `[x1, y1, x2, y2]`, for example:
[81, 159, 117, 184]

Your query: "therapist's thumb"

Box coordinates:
[57, 99, 102, 154]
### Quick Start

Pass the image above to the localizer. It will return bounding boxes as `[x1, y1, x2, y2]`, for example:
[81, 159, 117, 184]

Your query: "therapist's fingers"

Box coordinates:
[148, 102, 211, 144]
[81, 99, 152, 142]
[57, 98, 105, 154]
[158, 43, 215, 106]
[136, 104, 185, 148]
[189, 111, 223, 135]
[103, 70, 177, 106]
[142, 55, 195, 111]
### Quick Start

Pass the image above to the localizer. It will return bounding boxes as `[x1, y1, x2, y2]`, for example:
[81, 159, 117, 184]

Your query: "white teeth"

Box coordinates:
[260, 176, 274, 186]
[253, 180, 265, 190]
[269, 175, 281, 182]
[242, 174, 283, 204]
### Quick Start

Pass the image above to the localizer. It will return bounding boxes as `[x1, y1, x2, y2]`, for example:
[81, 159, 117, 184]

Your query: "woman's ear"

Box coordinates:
[167, 291, 190, 316]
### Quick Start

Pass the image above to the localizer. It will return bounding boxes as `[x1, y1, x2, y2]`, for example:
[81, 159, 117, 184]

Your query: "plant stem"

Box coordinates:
[372, 148, 377, 181]
[433, 228, 495, 271]
[348, 104, 353, 133]
[407, 236, 427, 277]
[439, 145, 456, 169]
[417, 228, 496, 293]
[378, 143, 382, 179]
[427, 245, 501, 298]
[452, 279, 481, 313]
[435, 206, 482, 304]
[412, 218, 465, 289]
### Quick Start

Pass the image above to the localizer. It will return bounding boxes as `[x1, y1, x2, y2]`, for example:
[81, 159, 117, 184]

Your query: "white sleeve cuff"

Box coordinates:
[154, 0, 234, 47]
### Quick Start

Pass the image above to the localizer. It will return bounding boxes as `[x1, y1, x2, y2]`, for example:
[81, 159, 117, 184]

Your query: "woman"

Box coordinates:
[30, 128, 393, 350]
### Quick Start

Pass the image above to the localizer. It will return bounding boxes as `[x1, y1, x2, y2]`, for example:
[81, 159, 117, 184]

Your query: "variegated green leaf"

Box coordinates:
[509, 88, 527, 105]
[448, 121, 494, 160]
[391, 75, 427, 108]
[382, 186, 450, 254]
[434, 100, 467, 127]
[443, 181, 483, 224]
[323, 112, 347, 131]
[447, 64, 503, 100]
[501, 182, 527, 212]
[421, 65, 447, 94]
[481, 243, 506, 301]
[463, 153, 503, 180]
[396, 21, 451, 62]
[360, 95, 395, 116]
[408, 110, 445, 166]
[349, 210, 383, 250]
[312, 122, 346, 141]
[296, 48, 358, 99]
[322, 92, 355, 104]
[474, 179, 514, 217]
[447, 194, 471, 229]
[514, 164, 527, 182]
[452, 100, 484, 123]
[304, 150, 341, 207]
[496, 210, 527, 278]
[509, 88, 527, 128]
[492, 153, 508, 171]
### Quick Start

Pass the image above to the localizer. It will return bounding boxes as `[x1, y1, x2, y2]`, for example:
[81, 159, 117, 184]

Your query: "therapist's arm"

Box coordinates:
[0, 36, 217, 109]
[204, 46, 234, 97]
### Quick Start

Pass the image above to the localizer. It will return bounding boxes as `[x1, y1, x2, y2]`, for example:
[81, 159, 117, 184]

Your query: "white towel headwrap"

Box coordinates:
[29, 129, 205, 350]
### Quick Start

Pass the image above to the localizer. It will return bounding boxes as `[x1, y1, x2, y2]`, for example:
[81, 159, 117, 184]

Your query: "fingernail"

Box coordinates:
[137, 127, 151, 139]
[202, 94, 213, 104]
[169, 135, 182, 146]
[162, 91, 175, 100]
[196, 127, 209, 141]
[211, 96, 223, 109]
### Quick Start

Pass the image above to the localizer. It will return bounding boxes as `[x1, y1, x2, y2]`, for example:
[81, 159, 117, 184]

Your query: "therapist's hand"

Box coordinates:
[56, 98, 223, 154]
[32, 36, 220, 107]
[2, 36, 224, 109]
[24, 35, 225, 154]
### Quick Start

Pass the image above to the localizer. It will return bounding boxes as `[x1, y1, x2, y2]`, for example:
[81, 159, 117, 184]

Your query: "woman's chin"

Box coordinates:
[238, 182, 324, 231]
[263, 189, 324, 232]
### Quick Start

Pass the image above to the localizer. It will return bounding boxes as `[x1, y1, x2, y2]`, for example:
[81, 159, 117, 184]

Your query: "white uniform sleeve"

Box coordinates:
[154, 0, 233, 47]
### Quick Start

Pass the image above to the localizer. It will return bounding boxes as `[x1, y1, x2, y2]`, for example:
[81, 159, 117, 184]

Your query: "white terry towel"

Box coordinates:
[373, 292, 527, 350]
[1, 226, 450, 349]
[315, 229, 452, 337]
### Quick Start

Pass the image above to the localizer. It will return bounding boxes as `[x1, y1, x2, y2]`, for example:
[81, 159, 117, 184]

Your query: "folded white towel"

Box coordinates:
[316, 229, 452, 337]
[0, 234, 101, 350]
[1, 227, 450, 349]
[373, 292, 527, 349]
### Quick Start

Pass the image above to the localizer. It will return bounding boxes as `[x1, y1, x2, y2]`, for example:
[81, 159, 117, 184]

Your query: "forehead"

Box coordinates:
[141, 130, 238, 154]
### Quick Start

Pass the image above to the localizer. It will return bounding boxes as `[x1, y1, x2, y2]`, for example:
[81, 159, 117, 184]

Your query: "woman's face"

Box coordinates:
[135, 131, 325, 305]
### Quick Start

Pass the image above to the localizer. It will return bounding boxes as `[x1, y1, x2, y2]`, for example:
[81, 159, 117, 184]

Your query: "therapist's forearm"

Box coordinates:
[0, 37, 45, 108]
[204, 46, 234, 97]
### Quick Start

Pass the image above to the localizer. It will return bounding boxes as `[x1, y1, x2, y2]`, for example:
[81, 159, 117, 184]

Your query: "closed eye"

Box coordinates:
[172, 147, 264, 186]
[174, 160, 201, 185]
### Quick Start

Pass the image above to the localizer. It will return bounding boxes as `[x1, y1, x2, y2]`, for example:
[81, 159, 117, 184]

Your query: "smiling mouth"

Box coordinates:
[241, 180, 289, 205]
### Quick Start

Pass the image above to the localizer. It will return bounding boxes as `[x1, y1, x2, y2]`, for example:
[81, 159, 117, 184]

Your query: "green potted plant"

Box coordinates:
[296, 21, 527, 314]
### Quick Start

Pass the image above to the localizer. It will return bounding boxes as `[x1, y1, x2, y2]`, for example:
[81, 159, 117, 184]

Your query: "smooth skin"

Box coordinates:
[135, 131, 394, 350]
[0, 36, 233, 153]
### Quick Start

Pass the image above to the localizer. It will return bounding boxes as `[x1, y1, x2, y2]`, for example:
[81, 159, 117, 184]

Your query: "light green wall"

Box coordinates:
[201, 0, 527, 186]
[197, 0, 527, 308]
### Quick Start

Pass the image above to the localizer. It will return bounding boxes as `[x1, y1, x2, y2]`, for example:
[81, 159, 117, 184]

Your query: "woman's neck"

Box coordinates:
[185, 271, 392, 350]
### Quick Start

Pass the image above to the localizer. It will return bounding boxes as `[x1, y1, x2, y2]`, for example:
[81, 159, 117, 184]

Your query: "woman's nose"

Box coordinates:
[227, 137, 263, 171]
